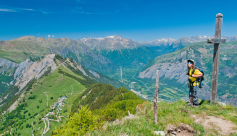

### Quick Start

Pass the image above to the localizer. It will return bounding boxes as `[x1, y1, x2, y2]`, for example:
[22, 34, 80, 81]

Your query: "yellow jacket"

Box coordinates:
[188, 68, 201, 86]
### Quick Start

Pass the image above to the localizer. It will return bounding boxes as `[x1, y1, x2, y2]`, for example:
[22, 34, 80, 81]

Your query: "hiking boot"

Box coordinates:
[187, 102, 193, 106]
[187, 98, 193, 106]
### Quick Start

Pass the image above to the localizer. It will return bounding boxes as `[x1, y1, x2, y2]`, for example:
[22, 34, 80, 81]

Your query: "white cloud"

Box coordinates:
[0, 5, 49, 14]
[48, 35, 51, 38]
[0, 8, 16, 12]
[22, 8, 34, 11]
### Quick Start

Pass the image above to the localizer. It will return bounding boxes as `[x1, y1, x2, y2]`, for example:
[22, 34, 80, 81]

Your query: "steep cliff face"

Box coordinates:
[15, 54, 57, 90]
[0, 58, 19, 71]
[0, 58, 33, 95]
[0, 58, 18, 94]
[139, 50, 187, 83]
[0, 54, 57, 113]
[14, 59, 33, 81]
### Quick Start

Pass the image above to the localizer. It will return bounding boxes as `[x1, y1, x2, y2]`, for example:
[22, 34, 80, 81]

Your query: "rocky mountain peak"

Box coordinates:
[13, 36, 37, 41]
[79, 35, 138, 51]
[105, 35, 123, 40]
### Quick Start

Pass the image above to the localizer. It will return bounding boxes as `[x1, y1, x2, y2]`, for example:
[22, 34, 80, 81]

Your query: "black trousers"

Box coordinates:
[189, 86, 199, 105]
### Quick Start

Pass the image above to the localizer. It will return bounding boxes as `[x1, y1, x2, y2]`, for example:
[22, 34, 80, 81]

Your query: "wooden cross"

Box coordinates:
[207, 13, 226, 104]
[154, 70, 159, 124]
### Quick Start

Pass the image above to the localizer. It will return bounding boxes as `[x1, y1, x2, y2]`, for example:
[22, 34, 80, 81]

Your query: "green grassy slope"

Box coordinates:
[0, 54, 132, 136]
[0, 40, 50, 63]
[71, 83, 144, 114]
[92, 100, 237, 136]
[51, 83, 145, 135]
[0, 66, 86, 136]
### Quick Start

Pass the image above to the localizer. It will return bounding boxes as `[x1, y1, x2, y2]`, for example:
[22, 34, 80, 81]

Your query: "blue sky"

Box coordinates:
[0, 0, 236, 41]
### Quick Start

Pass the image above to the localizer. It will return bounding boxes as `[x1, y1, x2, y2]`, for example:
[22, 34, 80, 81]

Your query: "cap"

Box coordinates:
[187, 59, 194, 64]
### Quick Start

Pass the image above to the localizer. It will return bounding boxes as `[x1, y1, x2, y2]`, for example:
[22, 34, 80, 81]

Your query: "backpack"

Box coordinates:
[191, 67, 204, 88]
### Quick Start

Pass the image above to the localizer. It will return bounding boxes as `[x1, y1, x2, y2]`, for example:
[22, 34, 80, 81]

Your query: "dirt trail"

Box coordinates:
[191, 115, 237, 135]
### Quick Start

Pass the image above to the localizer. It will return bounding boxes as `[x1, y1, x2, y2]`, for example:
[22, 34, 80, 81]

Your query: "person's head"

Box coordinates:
[187, 59, 195, 69]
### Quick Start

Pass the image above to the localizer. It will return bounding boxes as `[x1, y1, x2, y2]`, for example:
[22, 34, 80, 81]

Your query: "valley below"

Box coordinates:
[0, 35, 237, 135]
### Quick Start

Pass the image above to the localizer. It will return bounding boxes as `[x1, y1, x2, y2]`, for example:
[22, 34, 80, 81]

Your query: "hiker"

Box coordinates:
[186, 60, 203, 106]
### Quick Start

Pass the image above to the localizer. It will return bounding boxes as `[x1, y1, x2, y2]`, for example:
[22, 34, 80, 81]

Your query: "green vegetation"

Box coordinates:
[99, 46, 161, 68]
[1, 39, 237, 136]
[91, 100, 237, 136]
[52, 83, 145, 135]
[0, 39, 50, 63]
[51, 97, 237, 136]
[0, 65, 86, 135]
[0, 86, 20, 114]
[52, 106, 101, 135]
[71, 83, 144, 114]
[0, 67, 16, 96]
[0, 54, 134, 135]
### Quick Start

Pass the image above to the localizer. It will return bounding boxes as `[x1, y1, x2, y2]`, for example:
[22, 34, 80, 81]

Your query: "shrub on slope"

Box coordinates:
[52, 83, 145, 135]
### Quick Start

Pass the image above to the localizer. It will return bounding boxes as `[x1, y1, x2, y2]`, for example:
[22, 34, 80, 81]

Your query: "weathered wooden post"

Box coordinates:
[207, 13, 226, 104]
[154, 70, 159, 124]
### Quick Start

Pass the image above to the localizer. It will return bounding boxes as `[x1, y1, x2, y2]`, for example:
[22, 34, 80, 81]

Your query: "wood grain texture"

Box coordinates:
[154, 70, 159, 124]
[211, 13, 223, 104]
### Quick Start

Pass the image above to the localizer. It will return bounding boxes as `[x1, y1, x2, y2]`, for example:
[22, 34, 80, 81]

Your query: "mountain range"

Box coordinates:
[1, 34, 237, 135]
[1, 35, 237, 98]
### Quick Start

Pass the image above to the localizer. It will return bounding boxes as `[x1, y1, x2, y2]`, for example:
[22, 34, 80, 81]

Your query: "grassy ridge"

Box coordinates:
[0, 54, 134, 135]
[52, 83, 145, 135]
[0, 66, 86, 136]
[72, 83, 143, 113]
[92, 100, 237, 136]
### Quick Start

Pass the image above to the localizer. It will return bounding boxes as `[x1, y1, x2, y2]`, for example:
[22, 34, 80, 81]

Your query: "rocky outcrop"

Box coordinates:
[14, 59, 33, 81]
[76, 64, 88, 76]
[0, 58, 33, 94]
[15, 54, 57, 90]
[139, 61, 188, 84]
[0, 58, 18, 73]
[139, 50, 188, 83]
[89, 70, 100, 78]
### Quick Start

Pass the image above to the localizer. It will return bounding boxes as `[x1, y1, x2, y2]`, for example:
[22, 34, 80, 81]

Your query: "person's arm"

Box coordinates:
[191, 69, 203, 77]
[192, 73, 203, 77]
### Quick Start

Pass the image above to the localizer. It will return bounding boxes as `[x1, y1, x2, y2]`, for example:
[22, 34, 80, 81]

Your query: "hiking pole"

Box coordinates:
[195, 83, 197, 105]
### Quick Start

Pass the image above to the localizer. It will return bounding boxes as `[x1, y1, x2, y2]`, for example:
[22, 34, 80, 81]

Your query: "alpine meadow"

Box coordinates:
[1, 0, 237, 135]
